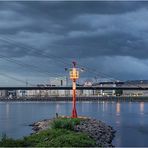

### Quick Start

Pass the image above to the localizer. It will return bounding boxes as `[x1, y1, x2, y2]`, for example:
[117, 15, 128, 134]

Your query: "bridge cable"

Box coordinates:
[0, 35, 144, 89]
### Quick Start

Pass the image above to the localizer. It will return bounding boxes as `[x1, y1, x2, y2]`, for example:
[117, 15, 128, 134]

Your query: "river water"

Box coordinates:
[0, 101, 148, 147]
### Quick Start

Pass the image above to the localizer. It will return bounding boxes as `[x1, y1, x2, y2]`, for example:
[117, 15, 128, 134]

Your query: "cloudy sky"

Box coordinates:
[0, 1, 148, 86]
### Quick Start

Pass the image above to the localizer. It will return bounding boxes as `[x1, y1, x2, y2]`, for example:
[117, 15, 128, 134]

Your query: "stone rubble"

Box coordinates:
[74, 118, 116, 147]
[29, 119, 52, 132]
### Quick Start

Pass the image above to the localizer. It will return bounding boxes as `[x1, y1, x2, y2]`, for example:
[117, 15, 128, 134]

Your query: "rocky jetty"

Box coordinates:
[30, 117, 116, 147]
[74, 118, 116, 147]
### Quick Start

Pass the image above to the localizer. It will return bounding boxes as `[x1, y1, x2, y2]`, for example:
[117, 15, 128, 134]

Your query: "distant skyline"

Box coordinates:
[0, 1, 148, 86]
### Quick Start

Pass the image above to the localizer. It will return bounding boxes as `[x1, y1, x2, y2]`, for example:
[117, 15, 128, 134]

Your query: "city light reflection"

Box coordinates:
[6, 103, 10, 119]
[116, 102, 120, 115]
[56, 103, 60, 113]
[140, 102, 144, 115]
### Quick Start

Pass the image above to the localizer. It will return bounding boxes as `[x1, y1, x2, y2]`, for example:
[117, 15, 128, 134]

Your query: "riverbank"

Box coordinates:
[0, 116, 116, 147]
[0, 96, 148, 101]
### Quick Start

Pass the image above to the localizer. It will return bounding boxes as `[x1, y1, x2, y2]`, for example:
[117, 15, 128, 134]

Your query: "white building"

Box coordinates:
[0, 90, 7, 98]
[82, 81, 94, 96]
[16, 90, 27, 98]
[93, 82, 117, 96]
[50, 76, 67, 96]
[122, 81, 148, 96]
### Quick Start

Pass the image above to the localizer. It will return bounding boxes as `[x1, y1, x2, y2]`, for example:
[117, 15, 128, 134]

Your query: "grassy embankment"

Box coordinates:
[0, 118, 96, 147]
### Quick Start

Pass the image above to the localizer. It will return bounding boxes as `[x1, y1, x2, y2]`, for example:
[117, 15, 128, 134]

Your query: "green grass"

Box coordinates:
[35, 129, 96, 147]
[51, 117, 81, 130]
[0, 118, 96, 147]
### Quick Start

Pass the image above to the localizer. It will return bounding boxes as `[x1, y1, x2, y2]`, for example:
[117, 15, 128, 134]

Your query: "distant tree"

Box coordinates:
[115, 89, 123, 96]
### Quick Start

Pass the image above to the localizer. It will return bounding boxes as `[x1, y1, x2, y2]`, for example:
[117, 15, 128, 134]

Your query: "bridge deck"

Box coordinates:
[0, 86, 147, 90]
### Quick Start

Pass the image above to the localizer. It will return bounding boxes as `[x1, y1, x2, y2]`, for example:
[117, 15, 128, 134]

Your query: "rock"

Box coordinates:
[30, 119, 52, 132]
[73, 118, 116, 147]
[32, 126, 40, 131]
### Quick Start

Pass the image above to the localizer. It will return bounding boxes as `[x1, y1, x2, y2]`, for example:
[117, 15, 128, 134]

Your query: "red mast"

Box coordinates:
[70, 61, 79, 118]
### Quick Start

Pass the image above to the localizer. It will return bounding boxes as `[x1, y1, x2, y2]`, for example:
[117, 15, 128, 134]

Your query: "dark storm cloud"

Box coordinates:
[0, 1, 148, 58]
[0, 1, 148, 83]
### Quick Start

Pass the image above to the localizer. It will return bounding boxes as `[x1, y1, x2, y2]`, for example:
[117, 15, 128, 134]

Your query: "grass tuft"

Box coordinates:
[51, 117, 81, 130]
[0, 118, 96, 147]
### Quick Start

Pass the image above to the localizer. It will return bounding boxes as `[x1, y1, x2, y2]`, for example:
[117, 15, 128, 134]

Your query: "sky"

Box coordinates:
[0, 1, 148, 86]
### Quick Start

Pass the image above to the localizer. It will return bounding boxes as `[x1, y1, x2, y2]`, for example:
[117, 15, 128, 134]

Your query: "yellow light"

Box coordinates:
[70, 68, 79, 79]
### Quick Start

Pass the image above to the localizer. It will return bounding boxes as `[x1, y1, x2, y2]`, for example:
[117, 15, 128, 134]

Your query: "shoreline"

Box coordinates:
[0, 96, 148, 102]
[30, 116, 116, 147]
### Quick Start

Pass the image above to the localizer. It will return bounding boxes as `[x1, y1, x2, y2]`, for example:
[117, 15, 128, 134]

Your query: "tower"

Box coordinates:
[69, 61, 79, 118]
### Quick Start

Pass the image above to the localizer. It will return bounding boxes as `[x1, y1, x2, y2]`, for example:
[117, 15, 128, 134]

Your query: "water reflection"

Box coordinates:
[6, 103, 10, 119]
[102, 101, 105, 112]
[105, 101, 108, 112]
[0, 101, 148, 147]
[101, 101, 108, 112]
[116, 102, 120, 115]
[128, 101, 132, 113]
[140, 102, 144, 115]
[56, 103, 60, 113]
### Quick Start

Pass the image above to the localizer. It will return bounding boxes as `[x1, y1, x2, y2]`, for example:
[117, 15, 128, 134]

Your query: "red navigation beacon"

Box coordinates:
[69, 61, 79, 118]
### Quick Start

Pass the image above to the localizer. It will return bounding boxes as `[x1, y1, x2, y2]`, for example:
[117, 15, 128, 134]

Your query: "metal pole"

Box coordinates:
[70, 61, 79, 118]
[72, 79, 77, 118]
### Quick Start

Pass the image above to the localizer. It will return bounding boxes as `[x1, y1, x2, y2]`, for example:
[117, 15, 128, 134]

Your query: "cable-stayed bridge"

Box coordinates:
[0, 35, 147, 92]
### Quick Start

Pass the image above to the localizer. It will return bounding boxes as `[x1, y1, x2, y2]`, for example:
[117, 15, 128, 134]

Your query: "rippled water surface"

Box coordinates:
[0, 101, 148, 147]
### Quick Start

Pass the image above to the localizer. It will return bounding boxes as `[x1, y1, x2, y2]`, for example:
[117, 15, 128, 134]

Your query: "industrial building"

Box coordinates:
[0, 80, 148, 99]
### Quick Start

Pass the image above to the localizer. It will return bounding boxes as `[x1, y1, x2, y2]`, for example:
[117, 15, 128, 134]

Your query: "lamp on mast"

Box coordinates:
[69, 61, 79, 118]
